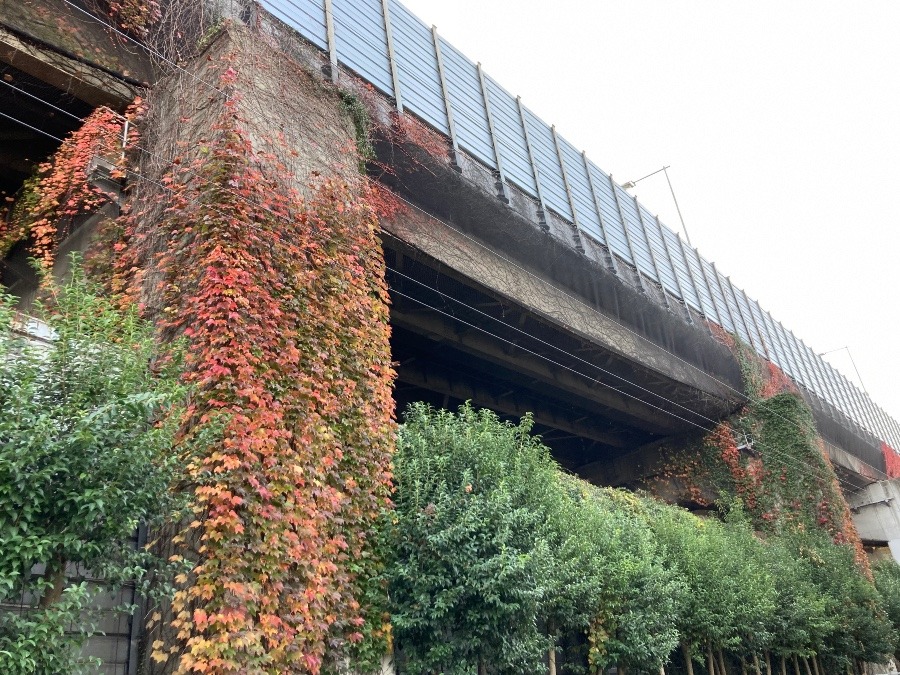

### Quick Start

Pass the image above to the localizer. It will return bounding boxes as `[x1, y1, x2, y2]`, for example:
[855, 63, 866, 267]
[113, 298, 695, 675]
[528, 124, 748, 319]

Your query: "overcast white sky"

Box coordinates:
[399, 0, 900, 428]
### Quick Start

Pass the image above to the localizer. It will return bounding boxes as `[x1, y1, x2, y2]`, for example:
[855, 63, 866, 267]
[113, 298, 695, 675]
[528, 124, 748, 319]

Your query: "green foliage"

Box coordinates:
[874, 559, 900, 661]
[551, 483, 684, 673]
[340, 91, 375, 171]
[763, 534, 835, 658]
[645, 501, 776, 660]
[389, 403, 558, 674]
[388, 404, 683, 675]
[799, 532, 895, 667]
[386, 402, 898, 672]
[0, 266, 185, 673]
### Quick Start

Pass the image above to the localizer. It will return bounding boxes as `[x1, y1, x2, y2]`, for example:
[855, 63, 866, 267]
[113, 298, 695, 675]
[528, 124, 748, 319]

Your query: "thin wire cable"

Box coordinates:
[50, 0, 899, 452]
[387, 268, 888, 487]
[390, 267, 719, 424]
[0, 111, 65, 143]
[391, 276, 876, 491]
[7, 91, 891, 479]
[390, 288, 714, 433]
[0, 80, 87, 123]
[0, 98, 884, 491]
[60, 0, 229, 101]
[391, 288, 869, 494]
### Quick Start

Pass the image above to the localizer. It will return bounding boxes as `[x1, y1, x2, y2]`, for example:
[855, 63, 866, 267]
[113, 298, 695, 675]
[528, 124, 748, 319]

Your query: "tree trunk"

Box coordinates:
[765, 651, 772, 675]
[548, 646, 556, 675]
[660, 666, 666, 675]
[780, 655, 787, 675]
[719, 649, 729, 675]
[478, 657, 487, 675]
[810, 655, 820, 675]
[708, 644, 717, 675]
[38, 552, 67, 609]
[741, 655, 747, 675]
[802, 656, 813, 675]
[683, 643, 696, 675]
[753, 652, 762, 675]
[792, 655, 800, 675]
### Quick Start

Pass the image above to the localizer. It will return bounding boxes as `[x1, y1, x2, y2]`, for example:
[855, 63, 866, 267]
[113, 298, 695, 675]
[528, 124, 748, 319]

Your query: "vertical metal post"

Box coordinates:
[517, 96, 547, 229]
[609, 175, 647, 294]
[793, 332, 820, 397]
[845, 379, 869, 434]
[875, 407, 890, 447]
[678, 235, 713, 329]
[824, 358, 856, 424]
[655, 215, 688, 316]
[582, 151, 620, 277]
[694, 255, 722, 329]
[806, 343, 841, 414]
[710, 263, 738, 335]
[884, 409, 899, 450]
[432, 27, 461, 171]
[633, 200, 670, 310]
[551, 125, 583, 252]
[324, 0, 338, 83]
[879, 407, 896, 449]
[381, 0, 403, 112]
[805, 344, 833, 410]
[769, 315, 802, 388]
[741, 290, 770, 361]
[858, 388, 884, 441]
[477, 64, 509, 204]
[865, 395, 890, 445]
[827, 360, 853, 421]
[793, 333, 828, 407]
[725, 275, 757, 351]
[760, 307, 788, 372]
[782, 327, 812, 391]
[890, 417, 900, 452]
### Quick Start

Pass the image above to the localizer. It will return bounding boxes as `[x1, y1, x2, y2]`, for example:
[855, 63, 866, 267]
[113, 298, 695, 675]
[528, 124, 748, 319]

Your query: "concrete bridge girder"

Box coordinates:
[0, 2, 888, 490]
[850, 480, 900, 558]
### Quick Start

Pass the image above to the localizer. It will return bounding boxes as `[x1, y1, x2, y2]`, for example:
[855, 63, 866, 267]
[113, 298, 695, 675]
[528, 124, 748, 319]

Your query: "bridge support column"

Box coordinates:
[849, 480, 900, 560]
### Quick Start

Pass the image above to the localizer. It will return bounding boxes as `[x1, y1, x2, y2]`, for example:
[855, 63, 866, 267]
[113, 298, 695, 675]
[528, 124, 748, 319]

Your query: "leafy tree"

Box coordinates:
[873, 559, 900, 662]
[798, 532, 895, 669]
[645, 501, 777, 672]
[0, 268, 185, 673]
[388, 404, 684, 675]
[763, 534, 835, 664]
[388, 403, 559, 674]
[547, 483, 684, 674]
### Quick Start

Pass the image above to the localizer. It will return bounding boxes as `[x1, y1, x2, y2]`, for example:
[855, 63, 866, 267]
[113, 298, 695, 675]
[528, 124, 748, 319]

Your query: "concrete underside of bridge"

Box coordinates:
[0, 3, 891, 499]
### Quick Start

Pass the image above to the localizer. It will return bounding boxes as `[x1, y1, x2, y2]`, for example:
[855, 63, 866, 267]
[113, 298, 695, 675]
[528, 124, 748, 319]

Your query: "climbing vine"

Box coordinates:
[883, 442, 900, 479]
[654, 336, 870, 571]
[0, 107, 123, 266]
[113, 69, 395, 673]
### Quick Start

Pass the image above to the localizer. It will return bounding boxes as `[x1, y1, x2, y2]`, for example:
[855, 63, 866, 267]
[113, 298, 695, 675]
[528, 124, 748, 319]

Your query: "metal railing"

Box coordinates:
[259, 0, 900, 453]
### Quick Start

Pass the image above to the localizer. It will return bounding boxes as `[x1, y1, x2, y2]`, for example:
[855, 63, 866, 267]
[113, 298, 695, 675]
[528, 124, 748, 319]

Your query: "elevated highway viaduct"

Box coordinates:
[1, 0, 898, 538]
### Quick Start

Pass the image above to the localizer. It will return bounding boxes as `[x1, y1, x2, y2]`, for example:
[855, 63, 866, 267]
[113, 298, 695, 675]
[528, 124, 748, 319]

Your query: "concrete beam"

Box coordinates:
[392, 306, 682, 435]
[382, 208, 740, 413]
[849, 480, 900, 552]
[0, 24, 135, 107]
[396, 359, 629, 448]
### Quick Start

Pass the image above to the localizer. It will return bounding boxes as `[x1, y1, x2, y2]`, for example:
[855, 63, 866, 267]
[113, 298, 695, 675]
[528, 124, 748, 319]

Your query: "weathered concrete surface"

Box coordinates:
[0, 0, 154, 106]
[0, 0, 888, 487]
[382, 206, 739, 407]
[850, 480, 900, 559]
[123, 25, 361, 674]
